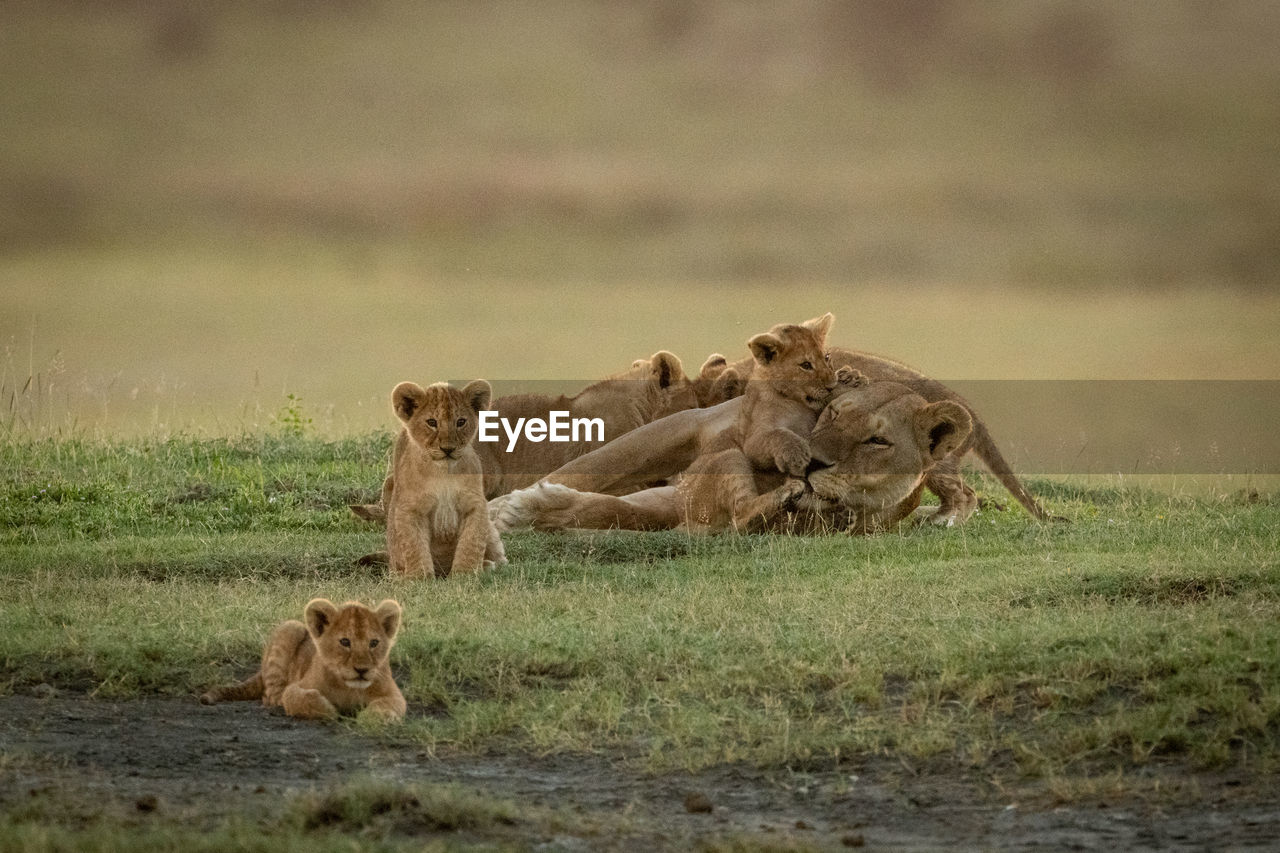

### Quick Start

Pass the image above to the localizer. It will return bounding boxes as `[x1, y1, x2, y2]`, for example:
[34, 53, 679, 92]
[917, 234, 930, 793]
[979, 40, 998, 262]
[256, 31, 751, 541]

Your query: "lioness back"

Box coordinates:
[201, 598, 406, 722]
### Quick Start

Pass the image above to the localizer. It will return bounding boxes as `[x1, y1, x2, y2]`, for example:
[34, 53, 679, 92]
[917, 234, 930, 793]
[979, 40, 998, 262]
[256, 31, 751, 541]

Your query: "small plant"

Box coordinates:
[272, 394, 312, 438]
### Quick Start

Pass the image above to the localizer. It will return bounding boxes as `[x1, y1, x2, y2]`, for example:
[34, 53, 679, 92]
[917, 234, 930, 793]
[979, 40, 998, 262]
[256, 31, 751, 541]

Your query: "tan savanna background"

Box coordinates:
[2, 0, 1278, 476]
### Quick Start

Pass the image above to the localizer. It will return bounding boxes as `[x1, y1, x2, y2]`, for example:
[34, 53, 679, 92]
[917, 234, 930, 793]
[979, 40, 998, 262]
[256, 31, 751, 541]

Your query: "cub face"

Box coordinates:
[304, 598, 402, 690]
[746, 313, 838, 411]
[806, 381, 973, 511]
[392, 380, 492, 461]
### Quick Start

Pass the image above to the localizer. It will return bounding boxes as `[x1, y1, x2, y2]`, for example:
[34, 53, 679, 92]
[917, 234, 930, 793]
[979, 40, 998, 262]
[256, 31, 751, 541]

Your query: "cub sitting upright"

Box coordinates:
[385, 379, 506, 579]
[736, 312, 841, 477]
[201, 598, 406, 722]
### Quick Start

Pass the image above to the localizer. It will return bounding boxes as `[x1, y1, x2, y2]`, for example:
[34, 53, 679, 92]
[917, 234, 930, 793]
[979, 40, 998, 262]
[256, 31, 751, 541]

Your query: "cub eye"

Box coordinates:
[369, 638, 380, 648]
[799, 361, 814, 370]
[339, 637, 351, 647]
[824, 353, 832, 364]
[426, 418, 437, 428]
[863, 436, 892, 447]
[456, 418, 467, 428]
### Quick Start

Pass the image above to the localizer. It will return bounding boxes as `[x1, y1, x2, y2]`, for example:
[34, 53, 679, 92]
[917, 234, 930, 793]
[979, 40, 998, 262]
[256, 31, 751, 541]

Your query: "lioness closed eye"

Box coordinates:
[200, 598, 406, 722]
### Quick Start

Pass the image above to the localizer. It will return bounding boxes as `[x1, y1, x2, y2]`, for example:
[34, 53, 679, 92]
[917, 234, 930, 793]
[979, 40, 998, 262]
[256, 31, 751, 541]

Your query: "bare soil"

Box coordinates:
[2, 692, 1277, 850]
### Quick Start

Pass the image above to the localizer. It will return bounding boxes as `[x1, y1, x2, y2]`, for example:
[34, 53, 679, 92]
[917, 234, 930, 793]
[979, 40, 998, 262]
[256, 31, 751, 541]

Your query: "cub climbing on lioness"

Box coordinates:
[200, 598, 406, 722]
[735, 312, 841, 477]
[385, 379, 506, 579]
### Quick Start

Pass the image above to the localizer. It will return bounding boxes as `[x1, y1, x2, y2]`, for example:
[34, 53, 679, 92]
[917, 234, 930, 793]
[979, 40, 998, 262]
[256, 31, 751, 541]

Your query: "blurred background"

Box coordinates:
[2, 0, 1278, 451]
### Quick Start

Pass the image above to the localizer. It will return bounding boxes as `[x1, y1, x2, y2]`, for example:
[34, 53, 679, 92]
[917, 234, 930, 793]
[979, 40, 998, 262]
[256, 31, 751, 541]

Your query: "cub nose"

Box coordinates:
[354, 667, 368, 679]
[440, 447, 457, 458]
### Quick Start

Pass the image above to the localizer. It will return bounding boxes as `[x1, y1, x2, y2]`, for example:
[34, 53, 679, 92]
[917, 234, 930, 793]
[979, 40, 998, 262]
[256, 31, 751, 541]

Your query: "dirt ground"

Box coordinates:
[2, 692, 1277, 851]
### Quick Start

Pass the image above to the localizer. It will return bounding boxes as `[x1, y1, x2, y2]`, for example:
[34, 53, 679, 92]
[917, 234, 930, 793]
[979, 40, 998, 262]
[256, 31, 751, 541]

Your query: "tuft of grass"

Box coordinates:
[292, 779, 519, 834]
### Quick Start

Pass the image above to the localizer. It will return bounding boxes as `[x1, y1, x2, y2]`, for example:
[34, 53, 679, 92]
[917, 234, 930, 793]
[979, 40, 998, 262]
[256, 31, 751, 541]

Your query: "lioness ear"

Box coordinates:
[916, 401, 974, 462]
[304, 598, 339, 639]
[801, 313, 835, 345]
[373, 599, 402, 640]
[648, 351, 685, 389]
[461, 379, 492, 414]
[698, 353, 728, 380]
[392, 382, 428, 423]
[748, 333, 784, 366]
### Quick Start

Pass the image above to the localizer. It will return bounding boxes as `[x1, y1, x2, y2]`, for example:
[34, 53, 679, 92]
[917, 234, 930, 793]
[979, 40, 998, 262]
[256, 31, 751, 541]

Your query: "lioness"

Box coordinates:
[201, 598, 406, 722]
[351, 351, 697, 522]
[494, 379, 973, 535]
[508, 316, 844, 499]
[703, 347, 1056, 524]
[386, 379, 506, 579]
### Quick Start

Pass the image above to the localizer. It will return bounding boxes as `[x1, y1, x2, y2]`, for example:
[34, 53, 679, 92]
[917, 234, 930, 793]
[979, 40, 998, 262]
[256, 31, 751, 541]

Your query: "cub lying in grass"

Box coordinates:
[200, 598, 406, 722]
[385, 379, 506, 579]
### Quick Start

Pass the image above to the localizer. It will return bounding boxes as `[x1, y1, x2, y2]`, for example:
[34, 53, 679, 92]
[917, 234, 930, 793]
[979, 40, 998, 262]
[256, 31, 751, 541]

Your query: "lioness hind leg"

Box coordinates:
[924, 458, 978, 526]
[281, 684, 339, 720]
[261, 620, 309, 706]
[494, 482, 679, 532]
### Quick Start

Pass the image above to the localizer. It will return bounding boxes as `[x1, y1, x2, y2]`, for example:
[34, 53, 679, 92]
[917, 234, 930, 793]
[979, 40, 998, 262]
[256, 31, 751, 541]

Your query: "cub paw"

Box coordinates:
[773, 441, 811, 478]
[835, 366, 868, 388]
[776, 478, 807, 509]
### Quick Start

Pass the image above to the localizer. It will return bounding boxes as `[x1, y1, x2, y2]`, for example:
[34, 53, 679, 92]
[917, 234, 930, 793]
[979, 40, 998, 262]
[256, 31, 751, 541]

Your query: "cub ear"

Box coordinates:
[304, 598, 339, 639]
[461, 379, 492, 414]
[801, 313, 835, 345]
[373, 599, 402, 640]
[747, 332, 784, 366]
[710, 366, 745, 403]
[648, 351, 685, 389]
[915, 401, 973, 462]
[392, 382, 428, 423]
[698, 353, 728, 381]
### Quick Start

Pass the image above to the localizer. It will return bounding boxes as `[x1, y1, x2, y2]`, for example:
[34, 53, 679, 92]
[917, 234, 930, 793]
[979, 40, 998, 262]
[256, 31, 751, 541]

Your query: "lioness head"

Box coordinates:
[805, 381, 973, 512]
[392, 379, 492, 462]
[747, 313, 838, 411]
[304, 598, 402, 690]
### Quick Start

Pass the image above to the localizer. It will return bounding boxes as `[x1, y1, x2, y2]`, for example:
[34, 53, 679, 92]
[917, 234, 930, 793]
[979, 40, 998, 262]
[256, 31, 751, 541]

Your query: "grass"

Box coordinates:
[0, 778, 584, 853]
[2, 432, 1276, 786]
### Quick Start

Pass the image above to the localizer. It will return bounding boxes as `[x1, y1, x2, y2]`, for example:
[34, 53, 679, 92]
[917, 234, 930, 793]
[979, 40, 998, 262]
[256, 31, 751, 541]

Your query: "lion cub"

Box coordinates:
[201, 598, 406, 722]
[735, 313, 842, 477]
[385, 379, 506, 579]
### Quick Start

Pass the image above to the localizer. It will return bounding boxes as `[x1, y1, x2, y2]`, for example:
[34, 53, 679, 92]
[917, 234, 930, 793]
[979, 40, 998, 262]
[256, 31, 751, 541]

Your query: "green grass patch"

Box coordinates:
[2, 433, 1278, 787]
